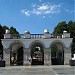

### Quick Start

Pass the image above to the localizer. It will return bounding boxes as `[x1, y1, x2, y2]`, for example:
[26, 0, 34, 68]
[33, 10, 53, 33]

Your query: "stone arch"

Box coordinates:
[50, 40, 66, 48]
[9, 40, 25, 66]
[29, 40, 45, 49]
[50, 40, 65, 65]
[30, 40, 44, 65]
[9, 40, 25, 49]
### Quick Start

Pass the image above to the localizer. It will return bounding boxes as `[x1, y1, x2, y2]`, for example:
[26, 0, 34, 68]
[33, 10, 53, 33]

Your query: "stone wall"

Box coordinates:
[3, 47, 71, 65]
[64, 48, 71, 65]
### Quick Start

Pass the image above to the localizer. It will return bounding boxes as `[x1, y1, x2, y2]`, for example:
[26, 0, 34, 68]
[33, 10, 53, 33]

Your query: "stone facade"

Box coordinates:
[1, 29, 72, 66]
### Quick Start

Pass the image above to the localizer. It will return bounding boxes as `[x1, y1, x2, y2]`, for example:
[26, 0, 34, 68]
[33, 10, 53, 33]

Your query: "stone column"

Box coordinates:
[3, 48, 10, 66]
[64, 48, 71, 65]
[24, 48, 30, 65]
[44, 48, 51, 65]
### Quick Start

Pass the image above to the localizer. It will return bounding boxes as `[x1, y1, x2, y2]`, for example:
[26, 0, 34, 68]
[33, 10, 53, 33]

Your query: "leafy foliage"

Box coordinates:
[10, 26, 19, 34]
[71, 36, 75, 57]
[0, 25, 4, 59]
[0, 25, 5, 39]
[53, 21, 67, 35]
[2, 26, 9, 33]
[53, 20, 75, 38]
[53, 20, 75, 57]
[0, 24, 19, 59]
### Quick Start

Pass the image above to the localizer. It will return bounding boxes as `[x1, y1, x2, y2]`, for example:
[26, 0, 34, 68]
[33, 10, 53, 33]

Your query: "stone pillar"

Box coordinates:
[24, 31, 30, 39]
[44, 48, 51, 65]
[64, 48, 71, 65]
[4, 29, 11, 39]
[3, 49, 10, 66]
[44, 29, 51, 39]
[24, 48, 30, 65]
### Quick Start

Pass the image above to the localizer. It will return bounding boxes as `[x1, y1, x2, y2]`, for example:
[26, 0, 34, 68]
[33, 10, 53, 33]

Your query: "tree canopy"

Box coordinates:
[0, 24, 19, 59]
[10, 26, 19, 34]
[53, 20, 75, 38]
[53, 21, 67, 35]
[71, 36, 75, 57]
[0, 25, 19, 39]
[53, 20, 75, 57]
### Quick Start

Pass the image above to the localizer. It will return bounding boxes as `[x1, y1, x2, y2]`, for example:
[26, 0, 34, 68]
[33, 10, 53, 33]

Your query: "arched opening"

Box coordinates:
[10, 43, 24, 66]
[51, 43, 64, 65]
[31, 43, 44, 65]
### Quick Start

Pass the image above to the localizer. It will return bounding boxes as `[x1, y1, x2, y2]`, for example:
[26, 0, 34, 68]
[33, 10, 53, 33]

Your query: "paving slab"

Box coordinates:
[0, 65, 75, 75]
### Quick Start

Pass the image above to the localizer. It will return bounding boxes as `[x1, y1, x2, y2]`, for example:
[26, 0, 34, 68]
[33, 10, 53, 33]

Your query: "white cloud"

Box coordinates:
[24, 11, 30, 16]
[38, 5, 49, 11]
[21, 10, 30, 16]
[21, 3, 62, 16]
[32, 9, 42, 15]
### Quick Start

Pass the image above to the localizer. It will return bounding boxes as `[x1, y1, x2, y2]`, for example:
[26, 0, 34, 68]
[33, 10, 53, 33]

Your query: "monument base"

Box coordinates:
[69, 60, 75, 66]
[0, 61, 6, 67]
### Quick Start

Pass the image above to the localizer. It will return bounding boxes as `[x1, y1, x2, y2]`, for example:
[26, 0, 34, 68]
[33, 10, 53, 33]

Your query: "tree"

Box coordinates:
[53, 21, 67, 35]
[67, 21, 75, 37]
[53, 20, 75, 58]
[0, 25, 19, 59]
[53, 21, 75, 38]
[0, 25, 5, 39]
[2, 25, 9, 33]
[0, 40, 3, 59]
[0, 24, 4, 59]
[10, 26, 19, 34]
[71, 36, 75, 57]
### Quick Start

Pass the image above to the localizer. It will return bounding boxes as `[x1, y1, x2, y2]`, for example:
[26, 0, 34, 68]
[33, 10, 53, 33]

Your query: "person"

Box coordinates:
[11, 56, 14, 65]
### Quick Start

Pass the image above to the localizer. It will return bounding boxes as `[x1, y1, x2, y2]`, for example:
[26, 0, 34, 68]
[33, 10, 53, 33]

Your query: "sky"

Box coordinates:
[0, 0, 75, 34]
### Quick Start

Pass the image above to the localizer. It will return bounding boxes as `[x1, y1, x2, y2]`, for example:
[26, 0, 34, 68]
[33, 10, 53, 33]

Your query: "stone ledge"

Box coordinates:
[0, 61, 6, 67]
[69, 60, 75, 66]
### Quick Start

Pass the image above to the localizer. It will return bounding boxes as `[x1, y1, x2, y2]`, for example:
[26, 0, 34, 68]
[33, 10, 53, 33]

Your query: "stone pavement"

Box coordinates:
[0, 65, 75, 75]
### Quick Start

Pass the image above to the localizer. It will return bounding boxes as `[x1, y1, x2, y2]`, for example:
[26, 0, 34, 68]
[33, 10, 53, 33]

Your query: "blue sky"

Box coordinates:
[0, 0, 74, 34]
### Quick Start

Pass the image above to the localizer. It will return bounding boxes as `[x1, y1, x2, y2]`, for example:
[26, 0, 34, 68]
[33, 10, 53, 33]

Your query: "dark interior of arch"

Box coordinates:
[10, 43, 23, 66]
[31, 43, 44, 65]
[51, 43, 64, 65]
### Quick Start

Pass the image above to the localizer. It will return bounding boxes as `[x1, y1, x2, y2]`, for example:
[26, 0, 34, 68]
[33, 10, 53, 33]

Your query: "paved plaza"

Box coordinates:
[0, 65, 75, 75]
